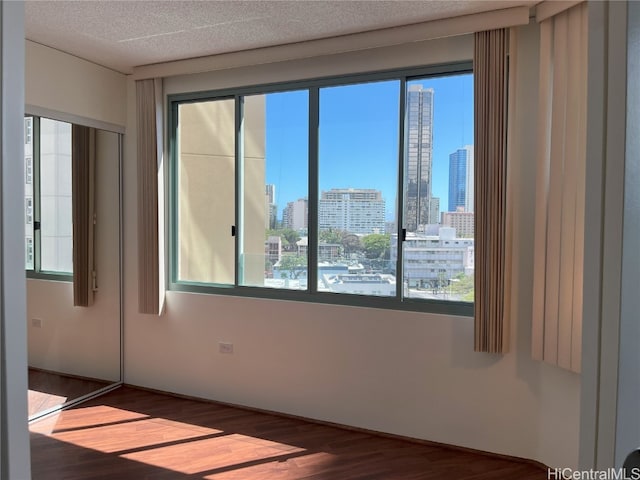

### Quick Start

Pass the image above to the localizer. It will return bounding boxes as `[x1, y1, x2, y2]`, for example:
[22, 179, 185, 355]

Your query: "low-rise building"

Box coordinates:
[390, 227, 474, 288]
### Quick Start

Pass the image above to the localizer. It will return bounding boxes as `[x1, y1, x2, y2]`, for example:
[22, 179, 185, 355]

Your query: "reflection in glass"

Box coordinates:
[177, 99, 236, 285]
[27, 122, 122, 420]
[40, 118, 73, 273]
[24, 117, 34, 270]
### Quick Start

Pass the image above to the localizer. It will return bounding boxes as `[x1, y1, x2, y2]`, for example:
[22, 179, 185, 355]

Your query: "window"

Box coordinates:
[175, 99, 235, 285]
[170, 64, 474, 315]
[242, 90, 309, 290]
[24, 115, 73, 276]
[318, 80, 398, 297]
[26, 237, 34, 270]
[24, 117, 32, 145]
[25, 156, 33, 184]
[25, 198, 33, 224]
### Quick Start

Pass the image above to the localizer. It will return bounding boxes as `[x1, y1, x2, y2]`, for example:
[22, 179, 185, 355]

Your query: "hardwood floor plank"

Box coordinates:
[28, 369, 114, 417]
[30, 386, 547, 480]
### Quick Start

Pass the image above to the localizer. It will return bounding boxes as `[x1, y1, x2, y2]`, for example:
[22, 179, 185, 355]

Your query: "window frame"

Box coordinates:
[25, 114, 73, 282]
[168, 62, 474, 316]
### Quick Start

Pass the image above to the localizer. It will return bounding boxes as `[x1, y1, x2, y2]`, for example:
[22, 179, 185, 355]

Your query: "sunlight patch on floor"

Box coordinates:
[120, 433, 307, 475]
[30, 403, 142, 435]
[52, 416, 222, 453]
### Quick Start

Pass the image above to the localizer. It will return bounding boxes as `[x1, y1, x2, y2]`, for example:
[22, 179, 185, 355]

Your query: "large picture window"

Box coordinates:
[170, 64, 474, 314]
[24, 115, 73, 276]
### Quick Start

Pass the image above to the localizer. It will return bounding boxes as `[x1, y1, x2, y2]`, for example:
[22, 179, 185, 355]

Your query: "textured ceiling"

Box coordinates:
[25, 0, 536, 74]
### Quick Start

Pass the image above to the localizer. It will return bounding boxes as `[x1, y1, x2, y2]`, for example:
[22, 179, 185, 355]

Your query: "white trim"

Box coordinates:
[597, 0, 627, 468]
[133, 6, 529, 80]
[1, 1, 31, 478]
[25, 104, 125, 134]
[579, 0, 606, 468]
[616, 0, 639, 468]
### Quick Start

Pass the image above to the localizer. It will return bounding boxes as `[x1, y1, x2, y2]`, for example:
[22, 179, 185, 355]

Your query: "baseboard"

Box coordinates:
[28, 366, 116, 385]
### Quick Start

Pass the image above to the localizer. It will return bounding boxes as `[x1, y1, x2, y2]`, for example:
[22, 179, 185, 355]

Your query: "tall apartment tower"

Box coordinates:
[282, 198, 308, 231]
[318, 188, 386, 235]
[448, 145, 474, 213]
[405, 85, 437, 231]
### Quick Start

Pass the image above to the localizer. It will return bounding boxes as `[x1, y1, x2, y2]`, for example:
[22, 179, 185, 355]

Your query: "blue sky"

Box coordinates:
[265, 73, 474, 221]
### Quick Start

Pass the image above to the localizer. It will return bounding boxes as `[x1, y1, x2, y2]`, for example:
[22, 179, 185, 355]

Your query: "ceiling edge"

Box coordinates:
[132, 6, 530, 80]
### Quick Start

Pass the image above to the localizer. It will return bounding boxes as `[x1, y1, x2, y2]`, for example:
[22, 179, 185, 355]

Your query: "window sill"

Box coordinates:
[170, 281, 474, 317]
[26, 271, 73, 283]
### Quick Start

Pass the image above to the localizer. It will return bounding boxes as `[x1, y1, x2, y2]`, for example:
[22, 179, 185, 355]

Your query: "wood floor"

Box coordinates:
[30, 386, 547, 480]
[28, 369, 113, 418]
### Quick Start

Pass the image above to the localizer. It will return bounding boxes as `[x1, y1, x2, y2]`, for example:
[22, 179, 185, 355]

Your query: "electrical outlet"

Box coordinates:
[31, 318, 43, 328]
[219, 342, 234, 354]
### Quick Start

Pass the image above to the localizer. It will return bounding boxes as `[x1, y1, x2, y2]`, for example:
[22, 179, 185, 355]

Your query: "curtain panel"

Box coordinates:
[72, 124, 96, 307]
[532, 2, 587, 373]
[136, 78, 161, 315]
[473, 28, 510, 354]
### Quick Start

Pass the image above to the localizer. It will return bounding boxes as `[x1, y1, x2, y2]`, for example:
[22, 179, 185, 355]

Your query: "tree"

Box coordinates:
[341, 232, 362, 255]
[361, 234, 390, 259]
[319, 228, 343, 245]
[267, 228, 301, 252]
[281, 228, 301, 247]
[449, 273, 474, 302]
[277, 255, 306, 279]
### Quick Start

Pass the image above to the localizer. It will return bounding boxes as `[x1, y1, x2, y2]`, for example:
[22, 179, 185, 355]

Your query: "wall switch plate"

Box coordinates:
[31, 318, 43, 328]
[219, 342, 234, 354]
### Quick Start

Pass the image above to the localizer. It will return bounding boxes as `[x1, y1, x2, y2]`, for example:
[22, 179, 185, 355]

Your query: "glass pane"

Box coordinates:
[24, 117, 34, 270]
[240, 91, 309, 290]
[318, 80, 399, 297]
[40, 118, 73, 273]
[177, 99, 235, 285]
[400, 74, 474, 302]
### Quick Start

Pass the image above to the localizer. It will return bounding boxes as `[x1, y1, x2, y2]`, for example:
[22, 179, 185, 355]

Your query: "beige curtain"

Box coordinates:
[532, 2, 587, 373]
[474, 28, 509, 354]
[137, 79, 161, 314]
[72, 125, 96, 307]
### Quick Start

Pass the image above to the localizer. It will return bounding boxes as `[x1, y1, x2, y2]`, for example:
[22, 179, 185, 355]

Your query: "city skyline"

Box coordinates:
[265, 74, 474, 224]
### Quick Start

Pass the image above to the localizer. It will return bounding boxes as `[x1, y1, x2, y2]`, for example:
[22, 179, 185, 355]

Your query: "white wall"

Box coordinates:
[579, 1, 630, 469]
[123, 25, 581, 468]
[25, 40, 126, 128]
[25, 42, 126, 382]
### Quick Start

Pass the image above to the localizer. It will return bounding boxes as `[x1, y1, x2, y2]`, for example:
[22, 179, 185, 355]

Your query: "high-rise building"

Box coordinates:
[282, 198, 308, 231]
[448, 145, 474, 213]
[265, 184, 277, 229]
[318, 188, 385, 235]
[405, 84, 438, 230]
[430, 196, 440, 226]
